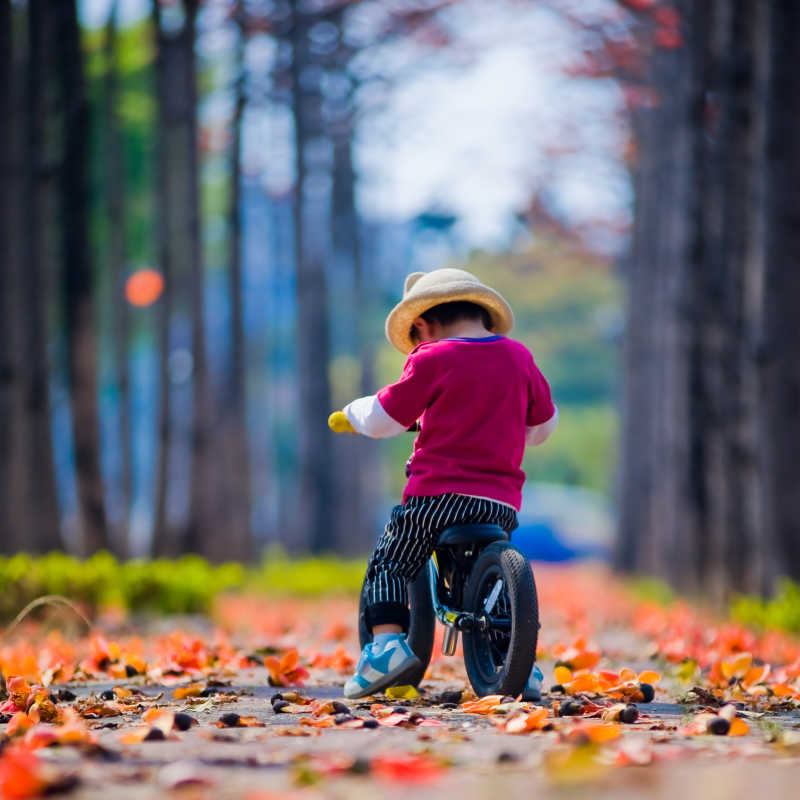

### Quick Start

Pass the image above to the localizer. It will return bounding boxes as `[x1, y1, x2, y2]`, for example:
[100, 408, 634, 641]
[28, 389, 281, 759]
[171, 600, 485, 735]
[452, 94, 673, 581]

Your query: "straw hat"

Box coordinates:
[385, 268, 514, 354]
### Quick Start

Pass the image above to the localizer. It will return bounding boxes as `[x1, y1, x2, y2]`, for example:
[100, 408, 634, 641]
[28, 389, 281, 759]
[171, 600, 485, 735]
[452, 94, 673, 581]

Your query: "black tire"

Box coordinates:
[358, 567, 435, 688]
[462, 542, 538, 697]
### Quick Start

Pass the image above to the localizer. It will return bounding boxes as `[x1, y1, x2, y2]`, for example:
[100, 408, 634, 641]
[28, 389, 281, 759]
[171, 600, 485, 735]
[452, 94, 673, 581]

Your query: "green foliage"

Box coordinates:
[0, 552, 365, 621]
[730, 579, 800, 634]
[627, 575, 676, 607]
[522, 405, 617, 493]
[249, 549, 365, 596]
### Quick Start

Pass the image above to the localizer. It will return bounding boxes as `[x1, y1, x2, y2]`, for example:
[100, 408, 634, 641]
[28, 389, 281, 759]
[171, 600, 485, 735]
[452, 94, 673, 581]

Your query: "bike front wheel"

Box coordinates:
[462, 542, 538, 697]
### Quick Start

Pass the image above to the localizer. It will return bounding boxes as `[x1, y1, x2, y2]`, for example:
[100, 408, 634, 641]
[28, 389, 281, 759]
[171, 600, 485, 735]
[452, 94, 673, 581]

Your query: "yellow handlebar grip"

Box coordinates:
[328, 411, 355, 434]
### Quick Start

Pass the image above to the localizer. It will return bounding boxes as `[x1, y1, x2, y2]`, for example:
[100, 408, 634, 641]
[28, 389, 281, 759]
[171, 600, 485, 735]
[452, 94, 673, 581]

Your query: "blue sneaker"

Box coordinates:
[343, 635, 422, 699]
[522, 663, 544, 701]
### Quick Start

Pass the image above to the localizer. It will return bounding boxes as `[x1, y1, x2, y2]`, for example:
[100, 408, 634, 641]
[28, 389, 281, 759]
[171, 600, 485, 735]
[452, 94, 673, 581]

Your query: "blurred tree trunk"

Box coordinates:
[0, 0, 14, 547]
[760, 1, 800, 583]
[216, 1, 252, 562]
[330, 128, 373, 555]
[289, 0, 334, 554]
[151, 0, 210, 558]
[0, 0, 22, 552]
[183, 0, 215, 558]
[57, 0, 110, 555]
[20, 0, 62, 553]
[715, 0, 765, 595]
[328, 8, 377, 555]
[682, 0, 714, 593]
[618, 0, 773, 599]
[152, 0, 174, 555]
[615, 106, 653, 575]
[104, 0, 132, 558]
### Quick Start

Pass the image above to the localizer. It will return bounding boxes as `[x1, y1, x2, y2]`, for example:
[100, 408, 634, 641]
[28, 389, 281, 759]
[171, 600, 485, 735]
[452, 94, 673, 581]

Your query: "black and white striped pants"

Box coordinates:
[364, 493, 518, 630]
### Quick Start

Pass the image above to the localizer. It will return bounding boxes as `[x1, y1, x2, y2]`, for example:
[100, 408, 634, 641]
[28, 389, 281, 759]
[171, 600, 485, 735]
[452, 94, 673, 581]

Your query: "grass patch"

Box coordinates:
[0, 550, 366, 621]
[730, 579, 800, 634]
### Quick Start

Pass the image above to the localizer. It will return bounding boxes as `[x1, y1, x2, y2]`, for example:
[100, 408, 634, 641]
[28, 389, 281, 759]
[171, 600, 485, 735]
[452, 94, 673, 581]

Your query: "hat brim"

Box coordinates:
[385, 283, 514, 354]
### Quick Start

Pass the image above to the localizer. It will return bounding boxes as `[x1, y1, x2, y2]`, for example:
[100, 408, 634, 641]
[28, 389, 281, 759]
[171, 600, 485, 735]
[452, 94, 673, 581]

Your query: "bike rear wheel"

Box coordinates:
[358, 567, 435, 688]
[462, 542, 538, 697]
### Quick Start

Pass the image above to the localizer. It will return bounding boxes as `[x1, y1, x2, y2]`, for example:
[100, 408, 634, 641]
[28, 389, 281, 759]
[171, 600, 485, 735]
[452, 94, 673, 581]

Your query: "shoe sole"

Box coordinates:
[343, 655, 423, 700]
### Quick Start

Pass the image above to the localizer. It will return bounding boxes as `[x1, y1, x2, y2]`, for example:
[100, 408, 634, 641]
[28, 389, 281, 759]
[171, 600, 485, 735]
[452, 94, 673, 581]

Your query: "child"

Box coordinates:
[335, 268, 558, 699]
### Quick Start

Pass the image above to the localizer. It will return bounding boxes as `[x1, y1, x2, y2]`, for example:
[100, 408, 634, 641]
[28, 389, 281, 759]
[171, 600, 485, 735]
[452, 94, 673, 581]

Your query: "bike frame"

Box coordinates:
[427, 552, 505, 655]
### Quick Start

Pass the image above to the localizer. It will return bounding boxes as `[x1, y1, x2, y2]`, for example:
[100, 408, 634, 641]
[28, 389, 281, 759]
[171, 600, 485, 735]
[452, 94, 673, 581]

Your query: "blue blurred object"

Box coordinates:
[512, 522, 578, 562]
[513, 483, 613, 563]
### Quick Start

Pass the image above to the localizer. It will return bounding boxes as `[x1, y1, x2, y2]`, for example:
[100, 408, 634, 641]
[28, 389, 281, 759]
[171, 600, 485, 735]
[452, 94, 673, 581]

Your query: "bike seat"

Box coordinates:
[437, 523, 508, 547]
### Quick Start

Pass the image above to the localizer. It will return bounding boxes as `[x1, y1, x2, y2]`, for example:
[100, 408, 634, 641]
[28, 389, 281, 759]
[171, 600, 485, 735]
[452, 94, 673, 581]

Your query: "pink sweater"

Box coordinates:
[374, 336, 555, 510]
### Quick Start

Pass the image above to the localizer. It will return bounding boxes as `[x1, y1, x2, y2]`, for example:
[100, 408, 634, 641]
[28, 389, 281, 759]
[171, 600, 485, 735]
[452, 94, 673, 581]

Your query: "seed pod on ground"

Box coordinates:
[143, 727, 166, 741]
[173, 712, 195, 731]
[438, 690, 463, 705]
[270, 692, 284, 705]
[100, 690, 115, 701]
[550, 684, 565, 694]
[57, 689, 77, 702]
[334, 714, 356, 725]
[272, 700, 290, 713]
[620, 705, 639, 724]
[558, 700, 584, 717]
[332, 701, 351, 715]
[639, 683, 655, 702]
[708, 716, 730, 735]
[362, 718, 379, 729]
[219, 712, 241, 727]
[125, 665, 139, 677]
[350, 757, 371, 774]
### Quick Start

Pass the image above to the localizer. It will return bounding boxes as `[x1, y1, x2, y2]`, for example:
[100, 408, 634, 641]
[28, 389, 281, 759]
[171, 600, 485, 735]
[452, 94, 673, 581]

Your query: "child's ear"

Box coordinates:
[411, 317, 427, 339]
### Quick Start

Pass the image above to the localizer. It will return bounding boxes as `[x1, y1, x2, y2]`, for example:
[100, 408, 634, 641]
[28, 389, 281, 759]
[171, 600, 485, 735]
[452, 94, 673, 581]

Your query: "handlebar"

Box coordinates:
[329, 410, 420, 435]
[328, 411, 356, 434]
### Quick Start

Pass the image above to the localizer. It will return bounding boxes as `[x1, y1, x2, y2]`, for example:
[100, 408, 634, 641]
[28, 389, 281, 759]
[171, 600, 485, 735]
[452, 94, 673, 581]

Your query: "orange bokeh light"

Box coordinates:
[125, 269, 164, 307]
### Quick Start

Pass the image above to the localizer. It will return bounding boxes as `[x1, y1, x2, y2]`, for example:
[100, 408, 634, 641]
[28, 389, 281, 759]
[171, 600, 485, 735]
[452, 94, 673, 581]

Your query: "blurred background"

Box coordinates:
[0, 0, 797, 606]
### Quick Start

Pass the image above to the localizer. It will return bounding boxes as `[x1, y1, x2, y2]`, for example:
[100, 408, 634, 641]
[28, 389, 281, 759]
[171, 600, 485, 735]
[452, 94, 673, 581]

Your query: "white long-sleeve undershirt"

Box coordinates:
[343, 395, 406, 438]
[344, 395, 559, 446]
[526, 406, 559, 447]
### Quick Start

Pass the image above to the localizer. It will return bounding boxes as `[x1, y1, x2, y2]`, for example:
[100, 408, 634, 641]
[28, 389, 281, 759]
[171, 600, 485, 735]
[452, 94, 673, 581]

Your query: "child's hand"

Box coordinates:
[328, 411, 356, 434]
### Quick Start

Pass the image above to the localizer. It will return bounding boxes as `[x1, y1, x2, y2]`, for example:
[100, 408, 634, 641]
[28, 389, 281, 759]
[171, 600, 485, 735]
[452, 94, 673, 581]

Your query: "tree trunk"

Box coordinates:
[715, 0, 765, 595]
[183, 0, 215, 558]
[151, 0, 174, 555]
[216, 1, 252, 562]
[0, 0, 18, 552]
[104, 0, 132, 558]
[331, 120, 379, 555]
[57, 0, 110, 555]
[151, 0, 205, 557]
[20, 0, 62, 553]
[289, 0, 334, 554]
[760, 0, 800, 584]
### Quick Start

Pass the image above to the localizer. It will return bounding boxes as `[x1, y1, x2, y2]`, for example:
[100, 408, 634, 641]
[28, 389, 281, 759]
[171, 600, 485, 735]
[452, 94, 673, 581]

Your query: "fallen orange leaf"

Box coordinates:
[0, 746, 47, 799]
[371, 753, 445, 783]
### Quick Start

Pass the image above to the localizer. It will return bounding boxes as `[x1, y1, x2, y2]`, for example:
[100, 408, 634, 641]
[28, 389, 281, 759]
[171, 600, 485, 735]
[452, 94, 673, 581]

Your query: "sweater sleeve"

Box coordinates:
[375, 350, 436, 429]
[526, 405, 559, 446]
[526, 359, 556, 427]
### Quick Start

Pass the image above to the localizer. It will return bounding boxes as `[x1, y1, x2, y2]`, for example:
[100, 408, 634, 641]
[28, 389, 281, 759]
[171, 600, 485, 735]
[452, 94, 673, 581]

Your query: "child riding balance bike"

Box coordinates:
[328, 268, 558, 699]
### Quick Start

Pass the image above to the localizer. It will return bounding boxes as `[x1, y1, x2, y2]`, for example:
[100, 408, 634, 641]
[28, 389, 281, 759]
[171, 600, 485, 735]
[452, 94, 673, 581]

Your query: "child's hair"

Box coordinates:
[409, 301, 493, 341]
